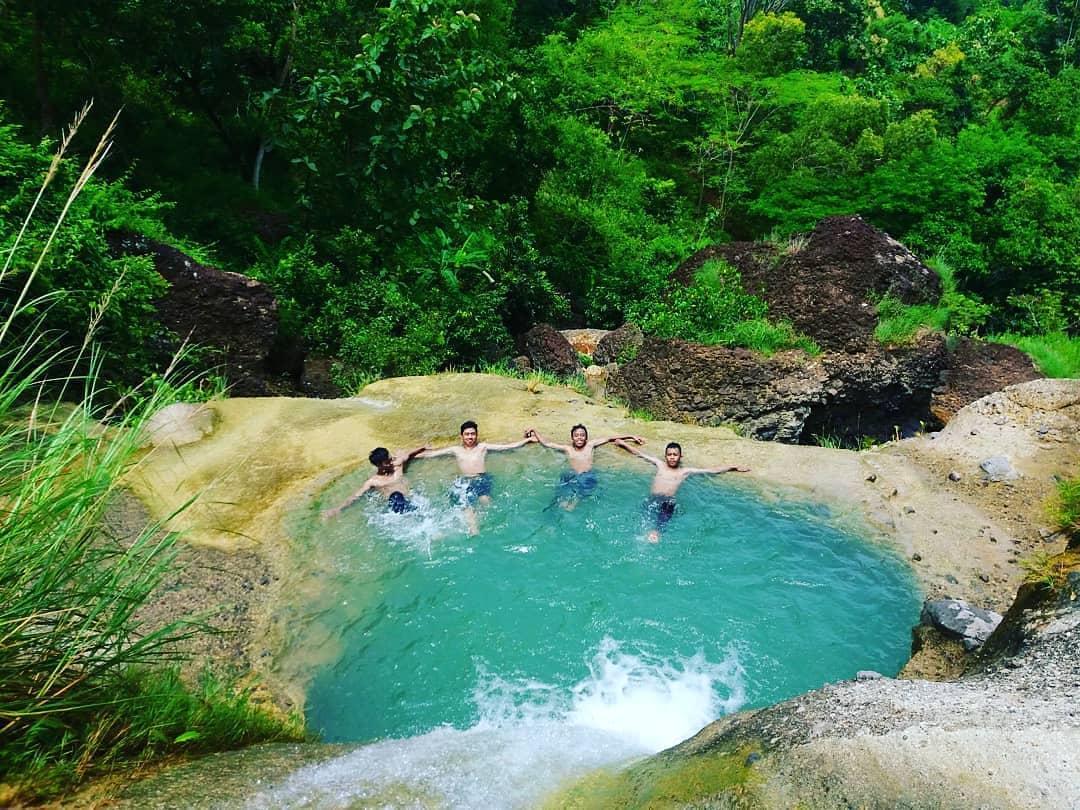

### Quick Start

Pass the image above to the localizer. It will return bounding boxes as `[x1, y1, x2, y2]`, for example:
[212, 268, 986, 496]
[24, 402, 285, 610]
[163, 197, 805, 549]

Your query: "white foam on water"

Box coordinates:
[363, 491, 464, 555]
[566, 636, 746, 750]
[248, 638, 745, 809]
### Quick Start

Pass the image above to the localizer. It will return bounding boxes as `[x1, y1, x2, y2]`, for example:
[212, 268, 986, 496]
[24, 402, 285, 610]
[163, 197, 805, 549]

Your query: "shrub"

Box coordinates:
[738, 13, 808, 76]
[1056, 476, 1080, 541]
[627, 259, 767, 340]
[0, 110, 301, 802]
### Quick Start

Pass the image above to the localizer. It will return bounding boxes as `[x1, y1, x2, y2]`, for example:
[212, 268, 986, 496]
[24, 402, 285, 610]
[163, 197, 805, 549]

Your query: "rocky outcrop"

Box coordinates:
[676, 215, 941, 353]
[593, 322, 644, 365]
[930, 337, 1042, 424]
[612, 216, 1042, 441]
[524, 323, 581, 377]
[608, 332, 946, 442]
[108, 231, 299, 396]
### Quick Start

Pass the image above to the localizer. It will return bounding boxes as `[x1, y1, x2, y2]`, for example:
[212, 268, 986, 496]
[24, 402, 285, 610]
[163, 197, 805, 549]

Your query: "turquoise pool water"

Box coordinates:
[270, 449, 919, 807]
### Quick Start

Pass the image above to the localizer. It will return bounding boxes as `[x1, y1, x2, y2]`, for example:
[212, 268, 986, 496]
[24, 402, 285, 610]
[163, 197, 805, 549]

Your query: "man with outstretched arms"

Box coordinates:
[323, 444, 428, 518]
[421, 420, 538, 534]
[524, 424, 644, 510]
[613, 439, 750, 542]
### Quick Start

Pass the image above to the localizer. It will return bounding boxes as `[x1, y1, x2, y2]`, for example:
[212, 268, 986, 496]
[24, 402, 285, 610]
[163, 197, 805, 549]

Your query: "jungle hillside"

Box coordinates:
[1, 0, 1078, 391]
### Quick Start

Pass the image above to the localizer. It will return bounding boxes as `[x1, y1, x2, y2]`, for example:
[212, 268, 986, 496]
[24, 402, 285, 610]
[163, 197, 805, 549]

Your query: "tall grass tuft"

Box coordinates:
[989, 332, 1080, 379]
[0, 107, 301, 801]
[1054, 476, 1080, 541]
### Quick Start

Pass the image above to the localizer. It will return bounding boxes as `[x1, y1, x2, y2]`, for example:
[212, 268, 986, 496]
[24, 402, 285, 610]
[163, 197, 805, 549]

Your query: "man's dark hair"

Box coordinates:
[570, 424, 588, 439]
[460, 420, 478, 434]
[369, 447, 392, 467]
[665, 442, 682, 453]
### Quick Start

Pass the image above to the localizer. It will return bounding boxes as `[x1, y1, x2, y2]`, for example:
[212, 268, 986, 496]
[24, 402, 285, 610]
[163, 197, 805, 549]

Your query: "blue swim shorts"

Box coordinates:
[559, 470, 598, 498]
[451, 473, 493, 506]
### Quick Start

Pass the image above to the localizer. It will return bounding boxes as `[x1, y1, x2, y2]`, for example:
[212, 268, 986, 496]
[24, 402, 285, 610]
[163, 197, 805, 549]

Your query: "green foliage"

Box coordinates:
[931, 258, 992, 336]
[873, 295, 949, 344]
[716, 317, 821, 354]
[738, 13, 808, 76]
[0, 127, 299, 802]
[1019, 550, 1069, 590]
[989, 332, 1080, 378]
[0, 0, 1076, 396]
[477, 359, 591, 396]
[626, 259, 816, 353]
[627, 259, 766, 340]
[811, 432, 843, 448]
[1055, 476, 1080, 539]
[788, 0, 868, 68]
[0, 113, 174, 384]
[530, 116, 690, 324]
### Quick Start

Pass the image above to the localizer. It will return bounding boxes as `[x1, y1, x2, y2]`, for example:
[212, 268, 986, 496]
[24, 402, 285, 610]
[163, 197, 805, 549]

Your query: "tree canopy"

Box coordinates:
[1, 0, 1077, 384]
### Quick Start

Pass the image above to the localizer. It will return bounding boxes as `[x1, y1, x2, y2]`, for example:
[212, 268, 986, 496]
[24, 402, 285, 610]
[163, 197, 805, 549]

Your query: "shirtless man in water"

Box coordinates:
[524, 424, 644, 510]
[613, 439, 750, 543]
[323, 444, 428, 518]
[420, 420, 538, 534]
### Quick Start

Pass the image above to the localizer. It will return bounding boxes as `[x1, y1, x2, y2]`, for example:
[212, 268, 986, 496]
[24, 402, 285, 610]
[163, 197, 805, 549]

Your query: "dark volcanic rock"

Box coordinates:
[607, 339, 828, 442]
[617, 217, 1039, 439]
[608, 333, 947, 443]
[931, 337, 1041, 424]
[675, 215, 941, 353]
[593, 322, 644, 365]
[108, 231, 290, 396]
[524, 323, 581, 377]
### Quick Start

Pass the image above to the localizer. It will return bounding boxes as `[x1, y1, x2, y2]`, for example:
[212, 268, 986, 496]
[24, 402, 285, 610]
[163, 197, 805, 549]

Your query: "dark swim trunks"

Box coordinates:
[644, 495, 676, 530]
[451, 473, 493, 506]
[559, 470, 598, 498]
[387, 491, 416, 514]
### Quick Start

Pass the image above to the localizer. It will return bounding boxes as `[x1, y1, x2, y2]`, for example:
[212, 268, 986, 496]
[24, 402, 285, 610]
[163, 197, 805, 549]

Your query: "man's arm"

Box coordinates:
[684, 465, 751, 475]
[322, 477, 377, 518]
[612, 438, 662, 466]
[484, 434, 540, 452]
[523, 428, 570, 453]
[416, 444, 458, 459]
[590, 434, 645, 448]
[395, 444, 430, 469]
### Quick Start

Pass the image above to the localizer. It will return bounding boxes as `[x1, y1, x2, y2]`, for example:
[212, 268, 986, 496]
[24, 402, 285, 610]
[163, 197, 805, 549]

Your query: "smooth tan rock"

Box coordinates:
[144, 401, 216, 448]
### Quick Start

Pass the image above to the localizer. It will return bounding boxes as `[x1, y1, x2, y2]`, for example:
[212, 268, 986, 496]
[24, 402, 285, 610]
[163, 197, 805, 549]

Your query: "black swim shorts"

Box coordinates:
[387, 491, 416, 514]
[644, 495, 676, 530]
